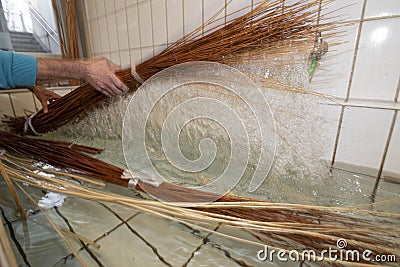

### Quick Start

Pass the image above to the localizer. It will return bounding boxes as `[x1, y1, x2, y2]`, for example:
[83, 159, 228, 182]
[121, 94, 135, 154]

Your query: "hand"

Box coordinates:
[32, 85, 61, 113]
[81, 58, 129, 97]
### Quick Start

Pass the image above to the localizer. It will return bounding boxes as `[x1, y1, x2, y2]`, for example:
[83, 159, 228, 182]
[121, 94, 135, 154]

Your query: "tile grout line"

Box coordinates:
[54, 206, 105, 267]
[330, 0, 368, 168]
[181, 224, 221, 267]
[123, 0, 132, 67]
[7, 93, 16, 118]
[99, 203, 173, 266]
[202, 0, 204, 36]
[182, 0, 185, 35]
[55, 211, 141, 265]
[104, 1, 112, 60]
[371, 76, 400, 198]
[165, 0, 169, 47]
[112, 0, 122, 65]
[0, 206, 31, 267]
[372, 110, 398, 198]
[150, 0, 155, 57]
[136, 0, 144, 63]
[94, 0, 102, 57]
[210, 242, 252, 267]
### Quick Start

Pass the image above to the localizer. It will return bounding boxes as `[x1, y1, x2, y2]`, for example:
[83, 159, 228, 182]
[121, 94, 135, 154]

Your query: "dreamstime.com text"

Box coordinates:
[257, 239, 397, 263]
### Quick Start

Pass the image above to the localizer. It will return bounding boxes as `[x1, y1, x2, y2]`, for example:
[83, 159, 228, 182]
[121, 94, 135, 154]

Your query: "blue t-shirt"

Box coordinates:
[0, 50, 37, 89]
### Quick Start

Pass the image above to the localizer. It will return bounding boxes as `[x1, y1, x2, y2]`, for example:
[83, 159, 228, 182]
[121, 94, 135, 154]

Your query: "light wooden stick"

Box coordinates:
[0, 159, 26, 220]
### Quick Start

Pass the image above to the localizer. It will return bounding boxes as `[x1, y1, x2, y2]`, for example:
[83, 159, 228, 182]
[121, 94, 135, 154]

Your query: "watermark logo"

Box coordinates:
[257, 238, 397, 263]
[122, 61, 276, 203]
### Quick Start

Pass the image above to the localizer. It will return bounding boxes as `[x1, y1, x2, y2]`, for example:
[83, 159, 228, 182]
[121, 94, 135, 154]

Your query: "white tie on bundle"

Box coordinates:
[121, 169, 163, 189]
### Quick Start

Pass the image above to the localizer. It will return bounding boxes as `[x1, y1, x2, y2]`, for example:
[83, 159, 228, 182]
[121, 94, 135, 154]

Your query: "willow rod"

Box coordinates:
[3, 156, 398, 266]
[4, 0, 337, 135]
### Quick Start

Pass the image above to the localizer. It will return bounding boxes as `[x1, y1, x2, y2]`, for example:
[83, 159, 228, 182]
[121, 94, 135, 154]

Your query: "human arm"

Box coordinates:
[36, 57, 129, 97]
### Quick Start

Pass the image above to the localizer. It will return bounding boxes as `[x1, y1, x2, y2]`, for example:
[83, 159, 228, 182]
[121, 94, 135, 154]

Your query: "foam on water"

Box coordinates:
[45, 54, 371, 206]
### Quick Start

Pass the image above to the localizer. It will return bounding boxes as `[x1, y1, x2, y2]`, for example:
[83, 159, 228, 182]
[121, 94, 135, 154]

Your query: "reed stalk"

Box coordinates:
[0, 148, 398, 266]
[4, 0, 337, 135]
[0, 159, 26, 220]
[16, 183, 87, 267]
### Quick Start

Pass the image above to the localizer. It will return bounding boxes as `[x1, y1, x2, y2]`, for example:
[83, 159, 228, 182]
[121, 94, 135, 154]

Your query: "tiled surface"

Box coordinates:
[116, 9, 129, 50]
[138, 1, 153, 48]
[9, 92, 36, 116]
[126, 213, 206, 266]
[350, 18, 400, 101]
[334, 107, 393, 175]
[152, 0, 168, 46]
[365, 0, 400, 19]
[0, 93, 14, 116]
[310, 23, 359, 98]
[1, 185, 287, 267]
[384, 111, 400, 174]
[166, 0, 184, 44]
[183, 0, 203, 35]
[106, 13, 119, 52]
[126, 5, 141, 49]
[321, 0, 363, 22]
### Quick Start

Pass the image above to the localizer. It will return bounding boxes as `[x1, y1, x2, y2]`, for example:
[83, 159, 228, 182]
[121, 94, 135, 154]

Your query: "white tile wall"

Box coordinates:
[203, 0, 225, 32]
[90, 20, 101, 54]
[365, 0, 400, 19]
[384, 112, 400, 174]
[322, 0, 363, 22]
[115, 0, 126, 10]
[350, 18, 400, 101]
[310, 23, 359, 98]
[166, 0, 184, 44]
[116, 10, 130, 50]
[0, 88, 74, 118]
[1, 0, 399, 183]
[10, 92, 37, 116]
[98, 16, 110, 52]
[96, 0, 106, 17]
[126, 5, 141, 49]
[183, 0, 203, 35]
[335, 108, 393, 176]
[0, 93, 14, 116]
[152, 0, 168, 46]
[138, 1, 154, 48]
[106, 13, 119, 51]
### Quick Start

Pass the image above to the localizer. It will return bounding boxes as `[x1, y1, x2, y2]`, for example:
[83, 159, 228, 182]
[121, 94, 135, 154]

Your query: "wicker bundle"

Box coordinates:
[0, 132, 398, 266]
[4, 0, 335, 135]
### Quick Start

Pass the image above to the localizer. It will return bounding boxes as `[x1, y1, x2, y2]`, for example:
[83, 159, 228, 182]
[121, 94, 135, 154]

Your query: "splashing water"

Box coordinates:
[45, 54, 372, 206]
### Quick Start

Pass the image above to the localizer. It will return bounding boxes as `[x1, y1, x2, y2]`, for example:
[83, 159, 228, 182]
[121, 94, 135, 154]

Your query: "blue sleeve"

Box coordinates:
[0, 50, 37, 89]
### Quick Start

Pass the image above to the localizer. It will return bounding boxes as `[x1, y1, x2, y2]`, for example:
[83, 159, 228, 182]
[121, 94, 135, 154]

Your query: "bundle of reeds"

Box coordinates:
[3, 69, 140, 135]
[0, 131, 125, 185]
[1, 150, 399, 266]
[4, 0, 335, 135]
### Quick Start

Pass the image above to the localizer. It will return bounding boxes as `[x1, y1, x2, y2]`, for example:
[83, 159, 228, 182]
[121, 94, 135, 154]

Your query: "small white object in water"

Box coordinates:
[121, 169, 163, 188]
[38, 192, 67, 210]
[0, 149, 5, 156]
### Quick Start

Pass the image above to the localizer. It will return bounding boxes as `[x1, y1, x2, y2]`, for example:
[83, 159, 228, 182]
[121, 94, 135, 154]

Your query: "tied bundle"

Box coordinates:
[4, 0, 336, 135]
[0, 132, 399, 266]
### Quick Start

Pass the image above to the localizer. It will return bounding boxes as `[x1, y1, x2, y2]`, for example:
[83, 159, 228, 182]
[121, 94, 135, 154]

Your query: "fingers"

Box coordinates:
[84, 58, 129, 97]
[93, 75, 129, 96]
[109, 74, 129, 93]
[107, 61, 122, 72]
[49, 91, 62, 99]
[41, 99, 49, 113]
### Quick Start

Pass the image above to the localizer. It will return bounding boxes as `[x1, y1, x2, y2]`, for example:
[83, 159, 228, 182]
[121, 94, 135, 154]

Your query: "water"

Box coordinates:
[1, 57, 399, 266]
